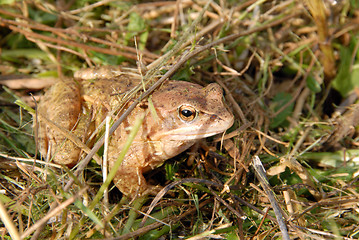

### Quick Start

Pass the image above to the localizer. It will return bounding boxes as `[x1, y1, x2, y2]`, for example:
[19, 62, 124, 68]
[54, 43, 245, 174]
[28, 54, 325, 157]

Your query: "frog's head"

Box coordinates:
[150, 81, 234, 141]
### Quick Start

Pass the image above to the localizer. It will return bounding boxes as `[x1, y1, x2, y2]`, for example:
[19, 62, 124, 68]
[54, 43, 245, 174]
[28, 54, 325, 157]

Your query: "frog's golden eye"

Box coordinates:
[178, 105, 197, 122]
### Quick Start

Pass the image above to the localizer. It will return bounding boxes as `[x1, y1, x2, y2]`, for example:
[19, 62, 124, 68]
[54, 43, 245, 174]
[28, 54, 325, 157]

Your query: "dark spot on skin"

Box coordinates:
[210, 114, 217, 120]
[165, 85, 176, 91]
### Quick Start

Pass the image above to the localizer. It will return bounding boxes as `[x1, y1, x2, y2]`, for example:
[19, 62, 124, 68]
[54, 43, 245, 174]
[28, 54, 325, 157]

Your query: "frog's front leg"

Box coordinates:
[112, 165, 148, 197]
[108, 142, 162, 197]
[37, 79, 84, 166]
[108, 148, 148, 197]
[112, 165, 162, 197]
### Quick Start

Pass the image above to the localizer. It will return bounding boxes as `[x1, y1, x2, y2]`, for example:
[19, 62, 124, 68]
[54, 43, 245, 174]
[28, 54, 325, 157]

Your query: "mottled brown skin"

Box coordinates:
[37, 66, 234, 197]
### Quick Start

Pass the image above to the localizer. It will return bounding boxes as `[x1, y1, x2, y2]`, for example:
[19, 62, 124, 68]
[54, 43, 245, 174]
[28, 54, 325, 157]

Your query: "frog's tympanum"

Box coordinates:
[37, 66, 234, 197]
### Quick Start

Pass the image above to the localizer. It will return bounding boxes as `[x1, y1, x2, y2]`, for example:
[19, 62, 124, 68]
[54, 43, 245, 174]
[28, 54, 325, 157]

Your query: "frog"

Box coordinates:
[36, 66, 234, 197]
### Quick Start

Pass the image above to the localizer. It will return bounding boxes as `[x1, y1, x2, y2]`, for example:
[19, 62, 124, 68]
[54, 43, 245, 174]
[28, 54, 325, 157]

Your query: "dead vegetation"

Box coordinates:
[0, 0, 359, 239]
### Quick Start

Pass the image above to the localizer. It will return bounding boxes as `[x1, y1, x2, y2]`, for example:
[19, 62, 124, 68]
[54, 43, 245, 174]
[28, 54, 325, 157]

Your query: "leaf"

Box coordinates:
[306, 75, 321, 93]
[270, 92, 294, 128]
[0, 0, 15, 5]
[332, 39, 359, 97]
[127, 12, 146, 32]
[125, 12, 148, 49]
[1, 49, 50, 62]
[0, 194, 28, 216]
[171, 65, 194, 80]
[165, 161, 178, 181]
[28, 6, 57, 24]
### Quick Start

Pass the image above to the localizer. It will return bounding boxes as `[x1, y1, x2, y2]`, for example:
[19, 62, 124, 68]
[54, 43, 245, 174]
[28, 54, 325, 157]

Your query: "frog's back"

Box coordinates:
[36, 66, 143, 166]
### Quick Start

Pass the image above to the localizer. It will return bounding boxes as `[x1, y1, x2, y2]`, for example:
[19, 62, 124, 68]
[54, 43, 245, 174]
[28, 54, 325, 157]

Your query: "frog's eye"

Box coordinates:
[178, 105, 197, 122]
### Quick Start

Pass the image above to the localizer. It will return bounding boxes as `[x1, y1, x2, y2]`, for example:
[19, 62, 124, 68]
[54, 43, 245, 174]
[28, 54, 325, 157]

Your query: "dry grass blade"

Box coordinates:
[0, 200, 20, 240]
[0, 12, 158, 63]
[304, 0, 336, 81]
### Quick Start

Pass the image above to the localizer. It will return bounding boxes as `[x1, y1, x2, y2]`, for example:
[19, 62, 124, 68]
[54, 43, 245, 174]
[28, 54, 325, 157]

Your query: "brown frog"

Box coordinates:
[36, 66, 234, 197]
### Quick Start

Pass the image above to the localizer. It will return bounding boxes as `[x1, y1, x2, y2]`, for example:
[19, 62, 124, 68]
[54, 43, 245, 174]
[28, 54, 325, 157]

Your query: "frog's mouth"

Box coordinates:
[167, 131, 223, 140]
[157, 121, 234, 141]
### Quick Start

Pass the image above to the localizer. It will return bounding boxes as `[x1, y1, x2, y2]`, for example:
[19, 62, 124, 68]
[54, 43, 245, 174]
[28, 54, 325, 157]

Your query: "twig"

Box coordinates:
[252, 156, 290, 240]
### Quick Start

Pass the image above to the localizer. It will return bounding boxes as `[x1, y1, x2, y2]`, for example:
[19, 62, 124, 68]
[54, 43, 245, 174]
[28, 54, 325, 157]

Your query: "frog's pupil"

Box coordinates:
[181, 109, 193, 117]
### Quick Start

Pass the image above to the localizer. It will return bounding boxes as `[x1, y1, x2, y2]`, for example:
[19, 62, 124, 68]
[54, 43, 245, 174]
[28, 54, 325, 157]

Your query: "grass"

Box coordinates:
[1, 0, 359, 239]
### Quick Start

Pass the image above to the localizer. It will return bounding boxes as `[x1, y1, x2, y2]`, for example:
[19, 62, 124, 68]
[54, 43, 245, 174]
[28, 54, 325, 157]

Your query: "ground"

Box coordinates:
[0, 0, 359, 239]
